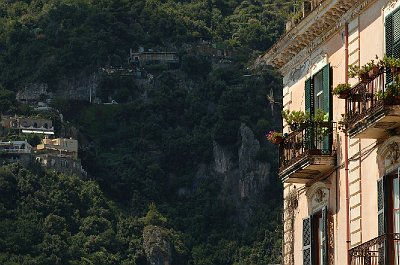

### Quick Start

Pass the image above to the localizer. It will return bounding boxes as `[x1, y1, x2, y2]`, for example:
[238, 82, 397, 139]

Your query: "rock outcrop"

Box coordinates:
[17, 74, 97, 103]
[238, 124, 270, 200]
[197, 123, 272, 225]
[143, 225, 172, 265]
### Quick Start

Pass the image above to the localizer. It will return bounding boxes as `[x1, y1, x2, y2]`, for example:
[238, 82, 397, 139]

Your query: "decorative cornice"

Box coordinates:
[256, 0, 379, 75]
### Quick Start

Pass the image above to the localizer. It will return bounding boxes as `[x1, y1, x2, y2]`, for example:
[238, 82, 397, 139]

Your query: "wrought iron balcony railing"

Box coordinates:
[349, 233, 400, 265]
[278, 121, 336, 182]
[345, 69, 400, 138]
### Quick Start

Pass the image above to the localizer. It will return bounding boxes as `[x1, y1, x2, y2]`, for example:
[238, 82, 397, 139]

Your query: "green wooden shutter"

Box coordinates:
[386, 12, 394, 83]
[393, 9, 400, 58]
[386, 13, 394, 57]
[305, 78, 314, 150]
[377, 176, 390, 264]
[322, 206, 328, 265]
[377, 177, 386, 236]
[322, 65, 331, 153]
[305, 78, 312, 115]
[322, 64, 331, 119]
[303, 216, 313, 265]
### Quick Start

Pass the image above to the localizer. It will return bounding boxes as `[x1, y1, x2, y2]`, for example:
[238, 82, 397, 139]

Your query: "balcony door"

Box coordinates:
[394, 170, 399, 264]
[304, 64, 331, 152]
[303, 206, 328, 265]
[378, 169, 400, 265]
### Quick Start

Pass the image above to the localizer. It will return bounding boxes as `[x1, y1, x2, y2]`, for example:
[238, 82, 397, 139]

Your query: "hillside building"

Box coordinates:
[260, 0, 400, 264]
[128, 49, 179, 66]
[36, 137, 78, 159]
[1, 115, 54, 135]
[0, 141, 32, 166]
[35, 137, 85, 177]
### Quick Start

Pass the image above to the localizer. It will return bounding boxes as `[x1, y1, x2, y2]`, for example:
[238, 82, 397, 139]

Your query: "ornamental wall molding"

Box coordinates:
[306, 181, 330, 214]
[377, 136, 400, 173]
[383, 0, 400, 13]
[278, 0, 377, 77]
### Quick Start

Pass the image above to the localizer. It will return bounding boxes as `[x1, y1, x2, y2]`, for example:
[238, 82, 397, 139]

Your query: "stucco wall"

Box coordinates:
[280, 0, 395, 263]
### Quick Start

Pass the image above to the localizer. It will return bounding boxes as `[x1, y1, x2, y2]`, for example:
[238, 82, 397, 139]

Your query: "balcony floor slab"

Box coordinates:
[279, 154, 336, 184]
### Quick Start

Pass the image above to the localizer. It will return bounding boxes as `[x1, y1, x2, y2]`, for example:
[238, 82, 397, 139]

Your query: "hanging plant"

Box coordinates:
[332, 83, 351, 99]
[266, 130, 284, 144]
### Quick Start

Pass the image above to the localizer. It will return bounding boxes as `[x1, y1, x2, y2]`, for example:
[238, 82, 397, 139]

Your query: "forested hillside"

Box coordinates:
[0, 0, 292, 264]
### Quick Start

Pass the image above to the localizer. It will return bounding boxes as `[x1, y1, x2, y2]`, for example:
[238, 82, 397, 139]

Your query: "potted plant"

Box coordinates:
[375, 81, 400, 102]
[312, 109, 329, 141]
[359, 64, 372, 82]
[281, 110, 310, 131]
[312, 109, 328, 123]
[375, 89, 387, 100]
[367, 60, 380, 78]
[266, 130, 284, 144]
[389, 57, 400, 76]
[348, 64, 360, 79]
[379, 55, 391, 68]
[332, 83, 351, 99]
[381, 55, 400, 75]
[377, 80, 400, 104]
[349, 62, 377, 82]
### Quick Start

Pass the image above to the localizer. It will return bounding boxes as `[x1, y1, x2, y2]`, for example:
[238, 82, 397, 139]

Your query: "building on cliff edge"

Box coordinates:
[35, 137, 86, 178]
[259, 0, 400, 264]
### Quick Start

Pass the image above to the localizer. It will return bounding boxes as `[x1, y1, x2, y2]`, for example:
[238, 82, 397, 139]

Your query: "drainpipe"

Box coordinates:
[344, 23, 351, 265]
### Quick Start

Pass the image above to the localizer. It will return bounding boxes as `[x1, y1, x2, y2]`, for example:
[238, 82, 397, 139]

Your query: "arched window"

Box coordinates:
[377, 137, 400, 262]
[303, 183, 331, 265]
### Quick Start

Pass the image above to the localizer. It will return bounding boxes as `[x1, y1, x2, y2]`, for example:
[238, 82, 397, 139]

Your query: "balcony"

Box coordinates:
[346, 70, 400, 139]
[349, 233, 400, 265]
[279, 122, 336, 183]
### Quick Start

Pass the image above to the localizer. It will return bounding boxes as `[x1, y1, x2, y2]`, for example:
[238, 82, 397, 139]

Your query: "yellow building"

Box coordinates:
[36, 137, 78, 159]
[260, 0, 400, 264]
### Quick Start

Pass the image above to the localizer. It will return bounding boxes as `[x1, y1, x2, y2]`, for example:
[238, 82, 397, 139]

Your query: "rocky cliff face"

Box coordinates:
[238, 124, 270, 200]
[16, 74, 97, 103]
[143, 225, 172, 265]
[53, 74, 97, 101]
[195, 123, 271, 225]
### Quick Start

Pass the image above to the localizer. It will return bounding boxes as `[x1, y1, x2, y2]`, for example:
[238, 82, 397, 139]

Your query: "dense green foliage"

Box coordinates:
[0, 164, 147, 264]
[0, 0, 290, 90]
[0, 0, 290, 264]
[61, 65, 283, 265]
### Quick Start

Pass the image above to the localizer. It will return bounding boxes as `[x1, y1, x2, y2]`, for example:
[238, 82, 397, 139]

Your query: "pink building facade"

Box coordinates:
[260, 0, 400, 264]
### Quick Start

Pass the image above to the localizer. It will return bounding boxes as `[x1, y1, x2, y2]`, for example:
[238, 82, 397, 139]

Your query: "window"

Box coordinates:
[395, 173, 400, 264]
[386, 7, 400, 59]
[313, 71, 324, 111]
[377, 170, 400, 264]
[305, 64, 331, 119]
[303, 206, 328, 265]
[305, 64, 332, 151]
[378, 171, 400, 234]
[385, 6, 400, 82]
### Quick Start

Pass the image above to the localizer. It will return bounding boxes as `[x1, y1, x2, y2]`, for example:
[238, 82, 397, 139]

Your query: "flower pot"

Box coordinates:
[290, 122, 306, 131]
[384, 96, 400, 105]
[359, 72, 370, 83]
[273, 136, 283, 144]
[391, 67, 400, 76]
[337, 90, 350, 99]
[368, 66, 380, 78]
